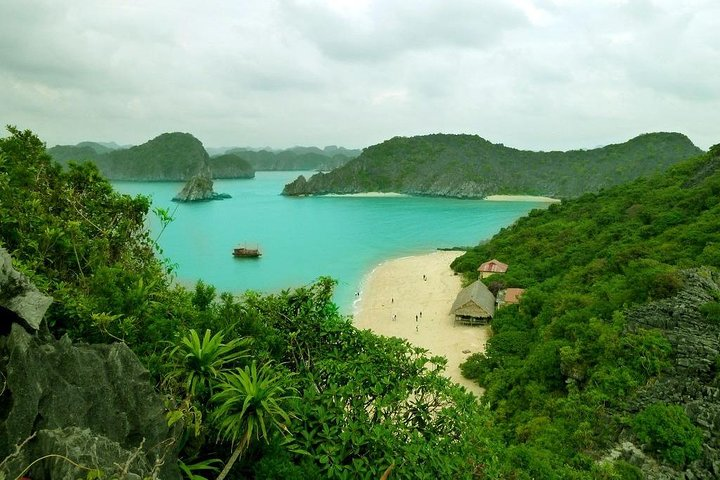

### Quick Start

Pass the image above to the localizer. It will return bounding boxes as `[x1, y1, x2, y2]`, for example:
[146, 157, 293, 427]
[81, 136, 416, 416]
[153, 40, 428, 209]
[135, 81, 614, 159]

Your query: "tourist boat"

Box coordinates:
[233, 246, 262, 258]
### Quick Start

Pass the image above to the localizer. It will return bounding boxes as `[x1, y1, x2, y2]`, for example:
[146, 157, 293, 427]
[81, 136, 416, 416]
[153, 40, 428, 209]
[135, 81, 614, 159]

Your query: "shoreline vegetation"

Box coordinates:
[353, 250, 487, 396]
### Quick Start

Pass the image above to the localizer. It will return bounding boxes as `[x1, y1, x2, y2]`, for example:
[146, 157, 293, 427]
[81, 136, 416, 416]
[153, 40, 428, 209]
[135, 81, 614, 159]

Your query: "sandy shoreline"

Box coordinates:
[324, 192, 408, 197]
[353, 250, 487, 396]
[484, 194, 560, 202]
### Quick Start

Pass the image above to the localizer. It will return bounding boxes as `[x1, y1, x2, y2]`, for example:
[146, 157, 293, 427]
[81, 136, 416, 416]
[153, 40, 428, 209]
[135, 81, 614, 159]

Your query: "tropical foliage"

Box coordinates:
[3, 125, 718, 478]
[1, 126, 497, 479]
[453, 143, 720, 477]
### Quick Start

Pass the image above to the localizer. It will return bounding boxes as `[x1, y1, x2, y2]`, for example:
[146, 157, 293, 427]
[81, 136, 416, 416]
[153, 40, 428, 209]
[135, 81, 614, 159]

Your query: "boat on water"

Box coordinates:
[233, 246, 262, 258]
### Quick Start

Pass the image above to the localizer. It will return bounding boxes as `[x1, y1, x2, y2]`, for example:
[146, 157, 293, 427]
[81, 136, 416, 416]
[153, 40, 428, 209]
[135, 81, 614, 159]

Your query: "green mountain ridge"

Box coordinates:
[451, 143, 720, 477]
[282, 132, 703, 198]
[226, 146, 360, 171]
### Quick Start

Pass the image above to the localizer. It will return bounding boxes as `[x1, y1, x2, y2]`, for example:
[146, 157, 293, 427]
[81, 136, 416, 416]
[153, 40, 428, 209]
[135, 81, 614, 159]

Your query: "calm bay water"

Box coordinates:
[114, 172, 549, 313]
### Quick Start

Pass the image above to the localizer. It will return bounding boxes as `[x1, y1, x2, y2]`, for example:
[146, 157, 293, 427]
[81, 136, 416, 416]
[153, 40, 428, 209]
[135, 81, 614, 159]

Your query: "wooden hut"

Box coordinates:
[451, 280, 496, 325]
[477, 259, 508, 278]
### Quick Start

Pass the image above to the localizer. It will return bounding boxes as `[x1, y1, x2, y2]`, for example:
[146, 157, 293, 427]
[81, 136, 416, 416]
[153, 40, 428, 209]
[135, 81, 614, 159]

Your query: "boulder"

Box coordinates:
[0, 247, 52, 331]
[173, 165, 231, 202]
[0, 324, 180, 479]
[1, 427, 159, 479]
[282, 174, 309, 196]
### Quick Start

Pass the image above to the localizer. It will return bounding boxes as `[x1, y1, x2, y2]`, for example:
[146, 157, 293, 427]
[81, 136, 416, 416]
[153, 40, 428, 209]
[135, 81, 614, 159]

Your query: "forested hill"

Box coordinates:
[452, 144, 720, 477]
[226, 145, 360, 171]
[48, 133, 256, 181]
[282, 132, 702, 198]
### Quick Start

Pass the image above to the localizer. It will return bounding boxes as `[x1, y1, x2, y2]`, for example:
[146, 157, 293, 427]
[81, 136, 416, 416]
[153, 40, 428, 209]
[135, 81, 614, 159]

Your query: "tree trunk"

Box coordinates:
[216, 438, 247, 480]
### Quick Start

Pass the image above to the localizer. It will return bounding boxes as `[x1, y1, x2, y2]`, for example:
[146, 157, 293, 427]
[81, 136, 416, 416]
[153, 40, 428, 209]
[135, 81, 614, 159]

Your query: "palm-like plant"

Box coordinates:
[165, 329, 250, 400]
[210, 361, 297, 480]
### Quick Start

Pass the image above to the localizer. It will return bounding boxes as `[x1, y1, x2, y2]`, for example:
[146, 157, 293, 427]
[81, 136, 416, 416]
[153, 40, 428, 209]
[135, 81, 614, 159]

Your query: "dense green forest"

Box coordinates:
[3, 126, 719, 479]
[452, 143, 720, 477]
[282, 132, 702, 199]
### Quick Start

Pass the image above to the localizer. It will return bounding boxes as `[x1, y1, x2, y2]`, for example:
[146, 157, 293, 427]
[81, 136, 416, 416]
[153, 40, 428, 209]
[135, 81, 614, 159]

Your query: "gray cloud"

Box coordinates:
[281, 0, 526, 62]
[0, 0, 718, 150]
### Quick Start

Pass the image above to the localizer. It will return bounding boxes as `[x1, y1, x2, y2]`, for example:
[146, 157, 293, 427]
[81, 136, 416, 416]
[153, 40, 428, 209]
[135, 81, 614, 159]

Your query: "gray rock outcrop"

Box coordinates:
[0, 324, 180, 479]
[604, 268, 720, 479]
[2, 427, 163, 479]
[172, 165, 231, 202]
[0, 247, 52, 331]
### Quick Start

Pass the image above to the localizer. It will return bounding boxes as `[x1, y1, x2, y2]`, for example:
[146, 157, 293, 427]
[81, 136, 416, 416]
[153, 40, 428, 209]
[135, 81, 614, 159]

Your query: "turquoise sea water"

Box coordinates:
[113, 172, 550, 313]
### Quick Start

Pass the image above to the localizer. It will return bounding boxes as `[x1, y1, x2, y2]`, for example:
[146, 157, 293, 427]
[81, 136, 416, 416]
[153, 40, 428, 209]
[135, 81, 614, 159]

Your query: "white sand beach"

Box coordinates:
[484, 194, 560, 202]
[354, 250, 488, 396]
[324, 192, 408, 197]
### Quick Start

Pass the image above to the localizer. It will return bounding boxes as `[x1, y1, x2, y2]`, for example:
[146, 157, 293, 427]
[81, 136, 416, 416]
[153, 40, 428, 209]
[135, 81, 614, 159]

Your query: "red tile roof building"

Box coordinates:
[501, 288, 525, 306]
[477, 259, 508, 278]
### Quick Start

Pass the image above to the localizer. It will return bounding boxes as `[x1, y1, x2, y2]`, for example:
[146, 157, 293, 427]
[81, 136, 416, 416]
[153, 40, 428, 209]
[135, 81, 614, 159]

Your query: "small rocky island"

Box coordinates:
[172, 165, 231, 202]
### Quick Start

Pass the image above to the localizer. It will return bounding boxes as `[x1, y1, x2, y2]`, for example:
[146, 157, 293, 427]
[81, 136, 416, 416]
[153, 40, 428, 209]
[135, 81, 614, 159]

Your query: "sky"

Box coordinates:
[1, 0, 718, 151]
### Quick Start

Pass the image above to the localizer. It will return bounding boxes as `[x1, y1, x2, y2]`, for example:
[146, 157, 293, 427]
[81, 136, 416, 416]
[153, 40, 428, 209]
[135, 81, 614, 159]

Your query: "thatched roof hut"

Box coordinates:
[451, 280, 496, 325]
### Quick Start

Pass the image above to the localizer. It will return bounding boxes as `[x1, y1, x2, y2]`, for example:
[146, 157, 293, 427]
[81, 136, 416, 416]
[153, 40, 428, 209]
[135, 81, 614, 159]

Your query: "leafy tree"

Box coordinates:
[211, 362, 297, 480]
[164, 329, 250, 401]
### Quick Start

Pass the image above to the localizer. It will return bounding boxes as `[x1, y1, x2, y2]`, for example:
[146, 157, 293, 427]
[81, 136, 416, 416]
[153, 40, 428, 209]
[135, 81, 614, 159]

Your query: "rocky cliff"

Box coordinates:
[0, 249, 180, 479]
[172, 165, 231, 202]
[606, 268, 720, 479]
[282, 132, 703, 198]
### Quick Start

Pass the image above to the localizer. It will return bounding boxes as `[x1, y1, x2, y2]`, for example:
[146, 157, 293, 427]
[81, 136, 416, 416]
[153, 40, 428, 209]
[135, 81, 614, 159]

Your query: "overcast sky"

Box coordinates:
[1, 0, 718, 151]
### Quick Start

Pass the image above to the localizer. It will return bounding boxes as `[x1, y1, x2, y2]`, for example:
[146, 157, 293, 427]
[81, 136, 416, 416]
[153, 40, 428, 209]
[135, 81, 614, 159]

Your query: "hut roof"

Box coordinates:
[503, 288, 525, 304]
[477, 259, 508, 273]
[451, 280, 496, 317]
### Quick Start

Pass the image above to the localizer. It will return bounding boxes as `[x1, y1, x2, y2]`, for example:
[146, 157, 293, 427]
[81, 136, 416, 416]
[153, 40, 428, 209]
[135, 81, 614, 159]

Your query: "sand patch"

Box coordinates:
[353, 250, 488, 396]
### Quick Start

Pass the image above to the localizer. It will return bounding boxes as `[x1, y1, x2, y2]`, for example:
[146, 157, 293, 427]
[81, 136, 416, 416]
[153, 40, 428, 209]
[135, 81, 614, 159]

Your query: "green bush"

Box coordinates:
[632, 402, 702, 467]
[699, 302, 720, 324]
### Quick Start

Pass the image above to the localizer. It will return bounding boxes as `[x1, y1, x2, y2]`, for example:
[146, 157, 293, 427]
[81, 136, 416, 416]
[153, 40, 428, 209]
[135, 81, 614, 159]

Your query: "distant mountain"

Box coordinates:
[47, 145, 102, 165]
[48, 133, 256, 181]
[210, 153, 255, 179]
[282, 132, 703, 199]
[226, 146, 360, 171]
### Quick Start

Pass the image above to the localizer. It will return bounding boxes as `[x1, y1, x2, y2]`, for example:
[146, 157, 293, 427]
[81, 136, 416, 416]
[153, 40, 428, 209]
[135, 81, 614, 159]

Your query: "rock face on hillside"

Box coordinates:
[607, 268, 720, 479]
[0, 247, 52, 332]
[282, 132, 703, 199]
[173, 165, 231, 202]
[0, 250, 180, 479]
[210, 153, 255, 179]
[0, 324, 180, 479]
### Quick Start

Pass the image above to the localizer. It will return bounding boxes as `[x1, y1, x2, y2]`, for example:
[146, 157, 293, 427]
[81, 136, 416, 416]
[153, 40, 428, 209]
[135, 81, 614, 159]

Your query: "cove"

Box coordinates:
[114, 171, 551, 313]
